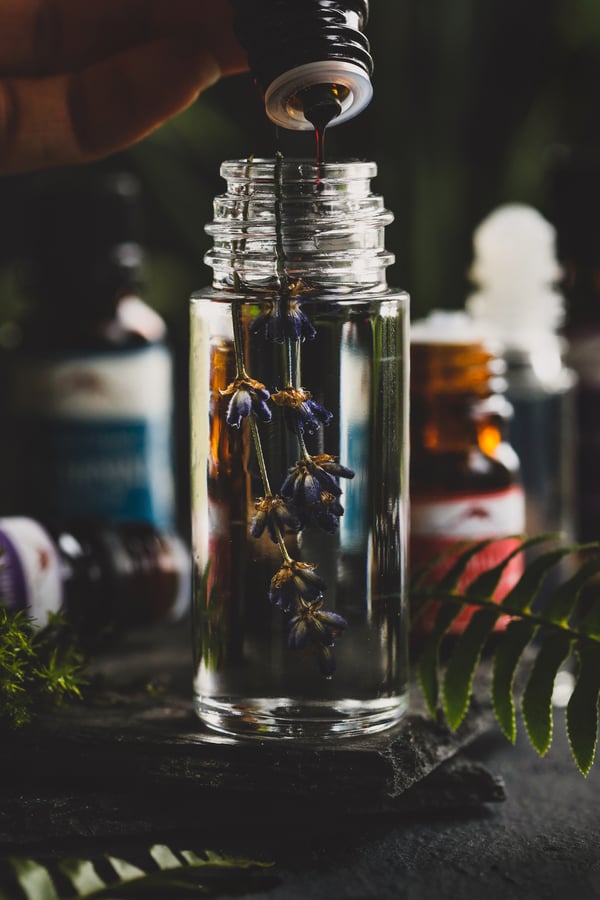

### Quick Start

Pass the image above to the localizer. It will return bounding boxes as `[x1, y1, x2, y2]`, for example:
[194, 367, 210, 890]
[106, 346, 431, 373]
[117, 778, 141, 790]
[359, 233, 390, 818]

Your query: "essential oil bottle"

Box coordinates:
[0, 516, 190, 642]
[467, 204, 577, 541]
[229, 0, 374, 131]
[410, 311, 526, 635]
[8, 171, 176, 530]
[190, 158, 409, 741]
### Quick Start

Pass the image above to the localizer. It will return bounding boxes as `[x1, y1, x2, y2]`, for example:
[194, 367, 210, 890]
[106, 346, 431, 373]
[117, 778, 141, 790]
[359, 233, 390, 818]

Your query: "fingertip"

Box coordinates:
[0, 36, 228, 174]
[68, 37, 223, 160]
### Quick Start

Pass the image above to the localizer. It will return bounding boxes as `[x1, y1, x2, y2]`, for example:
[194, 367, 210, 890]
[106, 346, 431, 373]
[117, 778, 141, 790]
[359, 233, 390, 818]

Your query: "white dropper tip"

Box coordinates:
[467, 204, 564, 348]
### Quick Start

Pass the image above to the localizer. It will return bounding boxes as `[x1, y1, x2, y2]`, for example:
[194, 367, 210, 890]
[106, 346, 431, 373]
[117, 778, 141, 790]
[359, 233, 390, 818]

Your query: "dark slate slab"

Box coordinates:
[0, 623, 505, 845]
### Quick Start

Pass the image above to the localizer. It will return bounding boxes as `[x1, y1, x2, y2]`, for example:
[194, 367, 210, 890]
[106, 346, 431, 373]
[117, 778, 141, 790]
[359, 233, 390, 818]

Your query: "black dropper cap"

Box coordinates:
[230, 0, 373, 130]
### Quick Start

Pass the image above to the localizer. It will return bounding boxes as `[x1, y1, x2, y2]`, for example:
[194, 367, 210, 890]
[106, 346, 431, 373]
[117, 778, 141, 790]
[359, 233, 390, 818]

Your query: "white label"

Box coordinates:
[411, 486, 526, 538]
[14, 344, 172, 420]
[12, 344, 175, 528]
[0, 517, 63, 627]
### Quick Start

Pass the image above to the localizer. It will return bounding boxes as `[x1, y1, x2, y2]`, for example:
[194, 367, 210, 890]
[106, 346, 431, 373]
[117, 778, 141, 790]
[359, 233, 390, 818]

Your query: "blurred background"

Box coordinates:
[0, 0, 598, 534]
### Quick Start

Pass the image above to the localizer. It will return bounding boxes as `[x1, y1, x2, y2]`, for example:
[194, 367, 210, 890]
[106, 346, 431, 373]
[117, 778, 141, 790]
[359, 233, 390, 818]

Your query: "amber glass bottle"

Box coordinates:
[410, 318, 526, 635]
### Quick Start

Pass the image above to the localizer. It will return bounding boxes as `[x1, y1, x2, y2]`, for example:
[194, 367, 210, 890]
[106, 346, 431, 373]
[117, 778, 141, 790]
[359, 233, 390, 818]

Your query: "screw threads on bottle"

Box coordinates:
[230, 0, 374, 129]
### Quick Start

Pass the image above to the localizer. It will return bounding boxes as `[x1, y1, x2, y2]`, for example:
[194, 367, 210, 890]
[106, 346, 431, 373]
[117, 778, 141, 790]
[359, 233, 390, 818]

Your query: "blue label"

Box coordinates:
[34, 418, 175, 530]
[13, 344, 176, 530]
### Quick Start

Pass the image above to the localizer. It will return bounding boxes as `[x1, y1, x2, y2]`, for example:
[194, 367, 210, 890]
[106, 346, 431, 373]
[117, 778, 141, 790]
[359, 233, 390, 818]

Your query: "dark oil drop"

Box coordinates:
[298, 83, 345, 166]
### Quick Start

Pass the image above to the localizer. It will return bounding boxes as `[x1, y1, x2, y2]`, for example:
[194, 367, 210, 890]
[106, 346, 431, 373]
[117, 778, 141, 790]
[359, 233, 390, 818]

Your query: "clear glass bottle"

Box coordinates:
[410, 312, 526, 636]
[190, 158, 409, 741]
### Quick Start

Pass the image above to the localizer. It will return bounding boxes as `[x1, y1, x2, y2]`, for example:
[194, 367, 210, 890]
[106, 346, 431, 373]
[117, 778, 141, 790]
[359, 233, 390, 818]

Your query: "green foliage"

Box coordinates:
[0, 609, 86, 729]
[411, 537, 600, 776]
[1, 845, 276, 899]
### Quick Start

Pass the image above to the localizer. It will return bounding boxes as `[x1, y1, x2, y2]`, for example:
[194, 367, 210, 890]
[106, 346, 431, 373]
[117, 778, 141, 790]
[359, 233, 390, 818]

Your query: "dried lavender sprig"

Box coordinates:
[219, 153, 348, 676]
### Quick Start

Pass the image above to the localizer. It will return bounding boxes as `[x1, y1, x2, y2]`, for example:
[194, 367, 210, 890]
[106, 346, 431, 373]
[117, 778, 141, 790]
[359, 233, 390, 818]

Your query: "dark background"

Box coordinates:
[0, 0, 598, 529]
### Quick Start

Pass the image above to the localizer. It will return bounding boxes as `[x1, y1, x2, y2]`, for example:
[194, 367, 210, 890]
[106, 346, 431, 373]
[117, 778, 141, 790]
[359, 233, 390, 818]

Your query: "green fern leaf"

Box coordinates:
[105, 856, 146, 882]
[465, 535, 552, 599]
[544, 554, 600, 624]
[500, 547, 577, 615]
[9, 845, 275, 900]
[149, 845, 182, 869]
[179, 850, 272, 870]
[410, 539, 482, 590]
[435, 539, 494, 593]
[578, 593, 600, 638]
[58, 860, 106, 897]
[9, 859, 59, 900]
[567, 644, 600, 776]
[442, 607, 499, 729]
[416, 597, 467, 715]
[491, 618, 537, 742]
[521, 631, 572, 755]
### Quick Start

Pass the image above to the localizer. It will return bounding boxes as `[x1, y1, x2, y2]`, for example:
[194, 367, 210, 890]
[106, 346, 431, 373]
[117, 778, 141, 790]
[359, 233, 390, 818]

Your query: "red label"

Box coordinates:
[410, 487, 525, 636]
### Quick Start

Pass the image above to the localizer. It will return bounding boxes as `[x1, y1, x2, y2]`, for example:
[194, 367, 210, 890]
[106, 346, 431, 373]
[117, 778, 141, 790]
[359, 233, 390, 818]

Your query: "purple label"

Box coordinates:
[0, 529, 28, 613]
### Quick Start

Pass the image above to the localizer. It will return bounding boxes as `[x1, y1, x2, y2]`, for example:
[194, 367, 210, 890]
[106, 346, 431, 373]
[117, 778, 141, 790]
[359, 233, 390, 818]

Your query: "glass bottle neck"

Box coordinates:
[204, 158, 394, 292]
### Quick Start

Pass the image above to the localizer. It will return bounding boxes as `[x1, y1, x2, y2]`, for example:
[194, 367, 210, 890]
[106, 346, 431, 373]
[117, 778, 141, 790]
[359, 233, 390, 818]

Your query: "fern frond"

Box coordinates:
[8, 844, 276, 899]
[411, 537, 600, 774]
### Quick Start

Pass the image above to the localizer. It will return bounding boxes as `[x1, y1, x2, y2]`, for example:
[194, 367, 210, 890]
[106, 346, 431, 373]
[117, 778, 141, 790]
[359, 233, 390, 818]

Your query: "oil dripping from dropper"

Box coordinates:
[298, 83, 346, 166]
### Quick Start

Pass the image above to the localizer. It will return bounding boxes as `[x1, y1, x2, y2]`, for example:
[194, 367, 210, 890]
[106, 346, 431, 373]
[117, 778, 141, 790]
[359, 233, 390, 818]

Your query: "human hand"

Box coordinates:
[0, 0, 248, 175]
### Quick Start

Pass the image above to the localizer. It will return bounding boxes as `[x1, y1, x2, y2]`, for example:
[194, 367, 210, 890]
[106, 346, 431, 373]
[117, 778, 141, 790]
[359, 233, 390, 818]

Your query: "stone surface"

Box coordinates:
[0, 623, 504, 846]
[1, 626, 597, 900]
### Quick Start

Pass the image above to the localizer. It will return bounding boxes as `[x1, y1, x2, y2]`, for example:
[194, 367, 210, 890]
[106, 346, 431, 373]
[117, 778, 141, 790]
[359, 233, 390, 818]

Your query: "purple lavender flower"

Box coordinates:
[288, 598, 348, 649]
[280, 456, 355, 533]
[281, 461, 334, 506]
[250, 298, 317, 343]
[311, 491, 345, 534]
[268, 561, 326, 613]
[288, 598, 348, 677]
[311, 454, 356, 481]
[250, 282, 317, 344]
[250, 496, 301, 543]
[285, 303, 317, 341]
[220, 376, 272, 428]
[271, 387, 333, 435]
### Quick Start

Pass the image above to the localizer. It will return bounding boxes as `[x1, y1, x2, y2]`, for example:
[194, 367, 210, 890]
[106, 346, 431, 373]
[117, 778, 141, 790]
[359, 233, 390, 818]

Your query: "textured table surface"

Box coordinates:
[0, 623, 598, 900]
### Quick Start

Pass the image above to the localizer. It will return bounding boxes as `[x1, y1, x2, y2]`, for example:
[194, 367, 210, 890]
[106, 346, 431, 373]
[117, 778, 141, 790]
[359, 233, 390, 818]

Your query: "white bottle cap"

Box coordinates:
[467, 204, 565, 349]
[264, 61, 373, 130]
